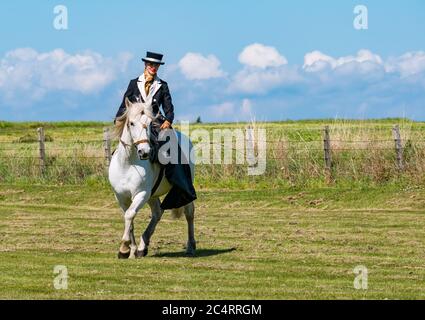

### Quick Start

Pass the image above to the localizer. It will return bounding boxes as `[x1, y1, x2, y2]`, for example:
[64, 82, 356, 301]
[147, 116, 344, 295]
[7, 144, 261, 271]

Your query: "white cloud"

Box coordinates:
[3, 45, 425, 121]
[205, 100, 257, 121]
[229, 65, 302, 94]
[303, 49, 383, 72]
[386, 51, 425, 77]
[229, 44, 295, 94]
[0, 48, 133, 101]
[303, 50, 425, 85]
[214, 102, 235, 117]
[238, 43, 287, 69]
[336, 49, 383, 66]
[178, 52, 226, 80]
[303, 51, 336, 72]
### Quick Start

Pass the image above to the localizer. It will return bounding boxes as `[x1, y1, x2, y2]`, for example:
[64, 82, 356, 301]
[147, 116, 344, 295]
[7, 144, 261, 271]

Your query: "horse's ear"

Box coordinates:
[125, 97, 132, 109]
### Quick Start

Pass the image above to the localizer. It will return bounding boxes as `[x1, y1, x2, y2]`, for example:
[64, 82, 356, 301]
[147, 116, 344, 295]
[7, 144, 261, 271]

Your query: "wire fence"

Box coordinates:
[1, 125, 425, 184]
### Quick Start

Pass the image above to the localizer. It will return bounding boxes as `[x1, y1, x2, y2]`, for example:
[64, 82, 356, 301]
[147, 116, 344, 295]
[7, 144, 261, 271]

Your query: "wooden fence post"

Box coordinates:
[37, 127, 46, 175]
[323, 126, 332, 182]
[392, 125, 404, 171]
[103, 127, 112, 168]
[246, 125, 255, 167]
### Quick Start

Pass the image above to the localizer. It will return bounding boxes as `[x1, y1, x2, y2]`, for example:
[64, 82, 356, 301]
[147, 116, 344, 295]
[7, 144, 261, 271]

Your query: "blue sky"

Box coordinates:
[0, 0, 424, 122]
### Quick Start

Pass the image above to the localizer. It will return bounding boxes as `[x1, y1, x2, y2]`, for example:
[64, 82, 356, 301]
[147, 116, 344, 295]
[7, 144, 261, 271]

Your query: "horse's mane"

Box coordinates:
[113, 101, 156, 139]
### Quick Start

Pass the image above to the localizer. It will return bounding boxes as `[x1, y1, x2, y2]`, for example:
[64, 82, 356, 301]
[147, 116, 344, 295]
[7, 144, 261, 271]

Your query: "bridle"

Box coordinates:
[120, 121, 151, 150]
[118, 110, 164, 195]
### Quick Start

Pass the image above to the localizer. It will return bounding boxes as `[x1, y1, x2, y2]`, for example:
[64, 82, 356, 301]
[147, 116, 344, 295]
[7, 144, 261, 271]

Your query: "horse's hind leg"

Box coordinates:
[184, 202, 196, 256]
[136, 198, 163, 258]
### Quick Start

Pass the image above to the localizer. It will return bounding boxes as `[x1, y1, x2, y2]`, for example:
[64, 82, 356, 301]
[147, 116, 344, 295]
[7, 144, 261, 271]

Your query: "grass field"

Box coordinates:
[1, 119, 425, 299]
[1, 182, 425, 299]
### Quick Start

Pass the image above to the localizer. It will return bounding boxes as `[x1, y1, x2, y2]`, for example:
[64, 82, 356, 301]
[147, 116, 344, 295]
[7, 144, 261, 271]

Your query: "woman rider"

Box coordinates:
[114, 51, 197, 210]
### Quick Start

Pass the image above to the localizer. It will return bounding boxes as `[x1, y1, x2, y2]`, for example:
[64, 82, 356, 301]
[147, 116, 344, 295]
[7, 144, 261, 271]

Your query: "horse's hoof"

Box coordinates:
[129, 246, 136, 259]
[118, 250, 130, 259]
[135, 248, 148, 258]
[186, 241, 196, 256]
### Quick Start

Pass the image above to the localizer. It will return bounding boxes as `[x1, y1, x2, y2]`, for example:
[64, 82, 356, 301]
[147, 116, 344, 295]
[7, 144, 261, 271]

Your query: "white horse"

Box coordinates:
[109, 97, 196, 259]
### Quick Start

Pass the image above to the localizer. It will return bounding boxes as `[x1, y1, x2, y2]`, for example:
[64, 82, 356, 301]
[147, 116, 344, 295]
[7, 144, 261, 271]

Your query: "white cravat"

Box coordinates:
[137, 74, 161, 102]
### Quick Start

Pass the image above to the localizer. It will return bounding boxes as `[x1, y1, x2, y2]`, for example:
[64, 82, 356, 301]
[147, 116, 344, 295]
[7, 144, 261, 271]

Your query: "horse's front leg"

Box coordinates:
[118, 191, 149, 259]
[115, 196, 137, 259]
[135, 198, 163, 258]
[128, 222, 137, 259]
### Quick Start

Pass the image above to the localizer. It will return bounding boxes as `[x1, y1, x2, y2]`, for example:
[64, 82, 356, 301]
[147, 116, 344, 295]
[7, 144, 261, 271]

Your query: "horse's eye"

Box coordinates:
[130, 122, 134, 126]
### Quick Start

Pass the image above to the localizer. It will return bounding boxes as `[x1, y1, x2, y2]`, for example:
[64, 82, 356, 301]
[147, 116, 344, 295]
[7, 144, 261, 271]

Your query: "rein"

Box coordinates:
[120, 138, 150, 147]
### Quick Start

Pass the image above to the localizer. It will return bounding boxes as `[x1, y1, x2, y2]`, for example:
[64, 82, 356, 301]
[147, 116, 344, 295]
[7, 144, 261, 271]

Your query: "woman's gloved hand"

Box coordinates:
[160, 120, 171, 130]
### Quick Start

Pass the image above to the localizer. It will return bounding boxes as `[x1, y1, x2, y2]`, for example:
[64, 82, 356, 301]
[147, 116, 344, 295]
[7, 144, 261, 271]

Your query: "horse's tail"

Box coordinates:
[170, 207, 185, 219]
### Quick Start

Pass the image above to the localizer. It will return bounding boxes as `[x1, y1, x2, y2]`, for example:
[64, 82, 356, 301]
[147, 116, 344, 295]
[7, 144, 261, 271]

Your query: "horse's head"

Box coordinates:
[124, 97, 155, 160]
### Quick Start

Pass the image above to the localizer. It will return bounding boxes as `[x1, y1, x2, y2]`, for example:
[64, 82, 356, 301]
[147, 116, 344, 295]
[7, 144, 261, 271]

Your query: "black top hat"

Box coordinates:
[142, 51, 165, 65]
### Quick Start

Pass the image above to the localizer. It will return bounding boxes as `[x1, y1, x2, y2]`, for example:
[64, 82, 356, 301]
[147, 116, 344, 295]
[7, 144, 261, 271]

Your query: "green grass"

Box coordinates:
[1, 119, 425, 299]
[1, 182, 425, 299]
